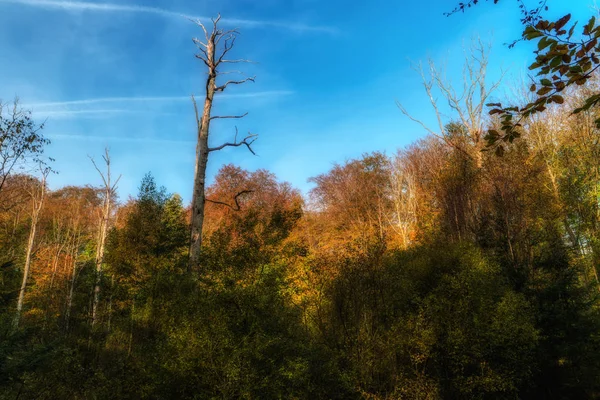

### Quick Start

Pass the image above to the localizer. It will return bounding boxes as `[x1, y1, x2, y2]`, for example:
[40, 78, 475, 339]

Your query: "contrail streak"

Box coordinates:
[26, 91, 294, 109]
[0, 0, 338, 33]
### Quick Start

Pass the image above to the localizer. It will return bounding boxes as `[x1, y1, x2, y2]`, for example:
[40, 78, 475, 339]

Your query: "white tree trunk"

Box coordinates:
[91, 192, 110, 327]
[65, 229, 82, 332]
[13, 173, 47, 330]
[89, 149, 120, 329]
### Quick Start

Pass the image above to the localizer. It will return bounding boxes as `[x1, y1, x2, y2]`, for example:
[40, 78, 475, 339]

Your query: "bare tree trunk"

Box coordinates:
[92, 190, 110, 326]
[42, 242, 65, 331]
[14, 211, 38, 329]
[48, 244, 63, 294]
[189, 73, 215, 269]
[532, 120, 599, 289]
[90, 149, 120, 328]
[13, 170, 48, 330]
[390, 155, 417, 248]
[188, 15, 257, 270]
[128, 299, 135, 357]
[64, 227, 82, 332]
[65, 243, 77, 332]
[106, 274, 115, 332]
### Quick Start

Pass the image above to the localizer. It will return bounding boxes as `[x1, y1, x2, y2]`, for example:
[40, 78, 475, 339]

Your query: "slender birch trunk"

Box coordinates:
[65, 225, 82, 332]
[90, 149, 120, 328]
[13, 170, 48, 330]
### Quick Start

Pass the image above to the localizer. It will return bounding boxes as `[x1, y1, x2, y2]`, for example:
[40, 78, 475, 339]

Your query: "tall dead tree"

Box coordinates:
[189, 15, 257, 269]
[90, 149, 120, 328]
[13, 166, 49, 330]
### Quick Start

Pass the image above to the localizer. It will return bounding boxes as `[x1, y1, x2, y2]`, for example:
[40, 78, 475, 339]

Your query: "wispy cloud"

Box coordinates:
[0, 0, 338, 33]
[28, 97, 189, 109]
[26, 91, 294, 109]
[34, 109, 144, 118]
[49, 133, 194, 144]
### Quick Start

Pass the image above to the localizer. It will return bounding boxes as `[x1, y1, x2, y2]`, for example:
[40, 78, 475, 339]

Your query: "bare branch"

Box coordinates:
[398, 39, 501, 162]
[192, 37, 208, 49]
[396, 100, 446, 142]
[214, 76, 256, 92]
[90, 148, 121, 194]
[206, 189, 254, 211]
[193, 39, 210, 59]
[195, 53, 210, 67]
[215, 29, 240, 46]
[210, 112, 248, 121]
[216, 35, 238, 66]
[396, 100, 474, 161]
[208, 127, 258, 155]
[189, 18, 209, 42]
[212, 14, 222, 29]
[88, 155, 108, 189]
[419, 60, 447, 136]
[111, 174, 122, 192]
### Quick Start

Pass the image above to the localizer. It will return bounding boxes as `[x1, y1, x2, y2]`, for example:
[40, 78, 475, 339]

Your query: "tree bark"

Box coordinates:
[188, 16, 256, 271]
[13, 172, 47, 330]
[90, 149, 120, 328]
[189, 71, 215, 269]
[91, 188, 110, 327]
[65, 238, 79, 332]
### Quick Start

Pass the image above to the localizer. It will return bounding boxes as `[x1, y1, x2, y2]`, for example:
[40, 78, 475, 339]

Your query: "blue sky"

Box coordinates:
[0, 0, 594, 202]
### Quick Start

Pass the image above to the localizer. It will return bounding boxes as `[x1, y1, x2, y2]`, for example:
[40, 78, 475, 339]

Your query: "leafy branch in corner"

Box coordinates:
[485, 13, 600, 155]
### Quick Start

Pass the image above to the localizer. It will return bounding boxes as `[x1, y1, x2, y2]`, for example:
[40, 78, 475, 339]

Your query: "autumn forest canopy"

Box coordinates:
[2, 0, 600, 398]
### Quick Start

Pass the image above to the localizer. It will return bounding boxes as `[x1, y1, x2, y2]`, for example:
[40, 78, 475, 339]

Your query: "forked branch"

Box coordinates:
[190, 13, 254, 69]
[89, 148, 122, 193]
[206, 189, 254, 211]
[208, 127, 258, 155]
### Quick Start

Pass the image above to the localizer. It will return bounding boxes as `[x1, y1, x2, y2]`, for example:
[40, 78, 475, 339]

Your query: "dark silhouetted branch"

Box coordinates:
[208, 127, 257, 155]
[215, 76, 256, 92]
[206, 189, 253, 211]
[210, 112, 248, 121]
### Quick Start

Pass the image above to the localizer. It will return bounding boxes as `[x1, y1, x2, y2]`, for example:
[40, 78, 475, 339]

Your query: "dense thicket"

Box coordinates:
[2, 79, 600, 399]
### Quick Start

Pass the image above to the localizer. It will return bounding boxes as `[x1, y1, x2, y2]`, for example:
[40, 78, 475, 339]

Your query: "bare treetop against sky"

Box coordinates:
[0, 0, 592, 201]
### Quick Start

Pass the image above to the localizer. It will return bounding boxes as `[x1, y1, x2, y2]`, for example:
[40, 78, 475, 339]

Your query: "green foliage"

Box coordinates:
[154, 263, 349, 399]
[0, 100, 50, 193]
[479, 8, 600, 154]
[2, 138, 600, 398]
[106, 173, 188, 288]
[317, 243, 540, 399]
